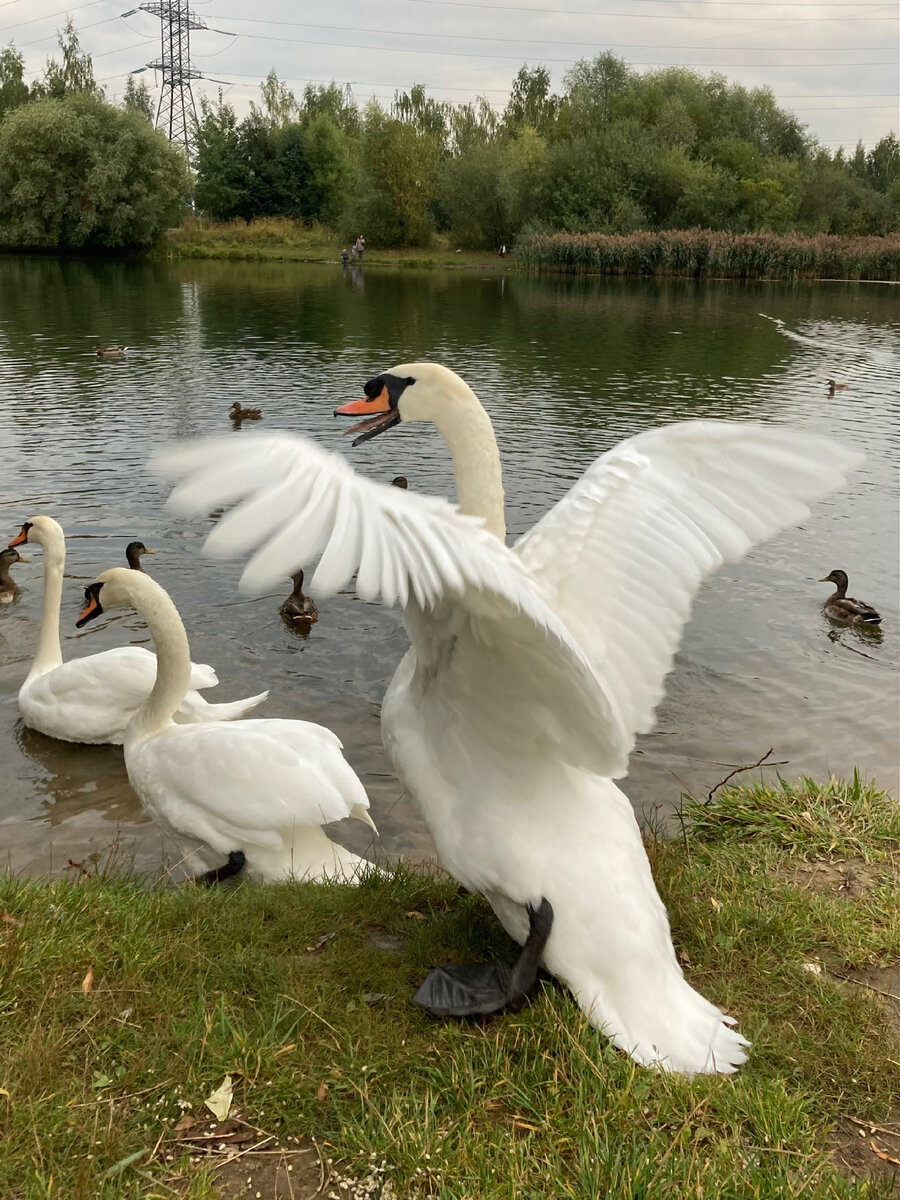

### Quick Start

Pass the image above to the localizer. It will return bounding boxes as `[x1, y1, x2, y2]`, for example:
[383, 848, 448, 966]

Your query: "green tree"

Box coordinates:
[344, 103, 440, 245]
[250, 70, 298, 129]
[0, 92, 189, 249]
[194, 94, 244, 219]
[502, 66, 557, 134]
[34, 18, 99, 100]
[298, 112, 349, 225]
[123, 73, 153, 123]
[0, 45, 28, 120]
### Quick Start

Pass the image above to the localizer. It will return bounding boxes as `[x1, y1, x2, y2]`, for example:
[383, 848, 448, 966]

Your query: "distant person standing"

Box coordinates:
[355, 235, 365, 262]
[341, 248, 349, 267]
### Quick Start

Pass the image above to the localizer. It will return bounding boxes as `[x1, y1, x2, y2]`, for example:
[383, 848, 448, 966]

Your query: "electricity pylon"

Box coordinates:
[138, 0, 207, 159]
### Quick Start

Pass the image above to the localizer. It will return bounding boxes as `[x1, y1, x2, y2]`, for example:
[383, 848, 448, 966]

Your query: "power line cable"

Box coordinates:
[377, 0, 895, 19]
[202, 14, 885, 51]
[0, 0, 109, 34]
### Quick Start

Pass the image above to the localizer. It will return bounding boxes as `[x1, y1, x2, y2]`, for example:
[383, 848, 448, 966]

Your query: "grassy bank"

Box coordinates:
[1, 776, 899, 1199]
[516, 230, 900, 281]
[163, 220, 506, 271]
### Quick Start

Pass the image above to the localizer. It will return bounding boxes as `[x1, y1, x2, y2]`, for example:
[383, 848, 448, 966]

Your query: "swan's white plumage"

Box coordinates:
[87, 568, 376, 883]
[155, 383, 860, 1074]
[127, 717, 375, 882]
[14, 515, 268, 745]
[20, 647, 264, 745]
[514, 421, 863, 776]
[161, 434, 628, 776]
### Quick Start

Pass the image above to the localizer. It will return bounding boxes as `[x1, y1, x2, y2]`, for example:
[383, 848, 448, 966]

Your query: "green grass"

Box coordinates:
[162, 219, 507, 271]
[1, 777, 898, 1198]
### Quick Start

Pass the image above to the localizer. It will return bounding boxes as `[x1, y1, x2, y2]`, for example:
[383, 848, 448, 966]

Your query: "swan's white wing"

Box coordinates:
[155, 432, 629, 775]
[132, 719, 372, 851]
[515, 420, 862, 776]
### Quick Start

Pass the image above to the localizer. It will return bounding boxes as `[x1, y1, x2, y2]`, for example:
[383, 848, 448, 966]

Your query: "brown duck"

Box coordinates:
[230, 402, 263, 420]
[281, 570, 318, 624]
[125, 541, 156, 572]
[819, 569, 881, 626]
[0, 546, 26, 603]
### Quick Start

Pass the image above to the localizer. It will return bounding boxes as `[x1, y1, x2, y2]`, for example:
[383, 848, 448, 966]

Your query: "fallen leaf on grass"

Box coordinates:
[870, 1141, 900, 1166]
[316, 1082, 328, 1101]
[404, 911, 426, 921]
[174, 1114, 198, 1133]
[1, 912, 22, 929]
[205, 1075, 233, 1122]
[81, 966, 94, 995]
[710, 897, 722, 912]
[305, 932, 336, 954]
[802, 962, 823, 976]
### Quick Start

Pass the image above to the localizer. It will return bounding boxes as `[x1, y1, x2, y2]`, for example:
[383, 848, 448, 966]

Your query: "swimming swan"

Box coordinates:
[156, 362, 861, 1073]
[8, 516, 268, 744]
[76, 568, 376, 883]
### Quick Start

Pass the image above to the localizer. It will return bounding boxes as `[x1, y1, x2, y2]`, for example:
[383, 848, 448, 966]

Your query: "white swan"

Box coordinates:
[76, 567, 377, 883]
[156, 363, 861, 1073]
[9, 516, 268, 744]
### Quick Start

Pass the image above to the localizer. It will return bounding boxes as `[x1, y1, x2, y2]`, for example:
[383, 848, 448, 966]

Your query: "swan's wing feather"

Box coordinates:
[155, 431, 629, 776]
[515, 420, 862, 775]
[139, 719, 371, 851]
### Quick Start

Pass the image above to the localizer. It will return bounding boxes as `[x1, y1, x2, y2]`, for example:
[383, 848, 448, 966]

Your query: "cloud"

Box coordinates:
[8, 0, 898, 151]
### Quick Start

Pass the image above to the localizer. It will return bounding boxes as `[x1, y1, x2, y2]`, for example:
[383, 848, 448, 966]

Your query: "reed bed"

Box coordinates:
[517, 230, 900, 281]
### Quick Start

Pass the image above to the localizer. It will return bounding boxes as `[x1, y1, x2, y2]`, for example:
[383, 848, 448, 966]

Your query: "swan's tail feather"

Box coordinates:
[176, 689, 269, 724]
[586, 974, 750, 1076]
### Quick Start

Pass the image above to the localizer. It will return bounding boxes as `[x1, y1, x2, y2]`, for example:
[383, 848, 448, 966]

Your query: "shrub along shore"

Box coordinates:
[163, 220, 900, 281]
[1, 775, 898, 1199]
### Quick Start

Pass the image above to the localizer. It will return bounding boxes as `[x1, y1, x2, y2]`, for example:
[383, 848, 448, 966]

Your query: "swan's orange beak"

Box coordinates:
[8, 528, 28, 548]
[76, 585, 104, 629]
[334, 384, 400, 445]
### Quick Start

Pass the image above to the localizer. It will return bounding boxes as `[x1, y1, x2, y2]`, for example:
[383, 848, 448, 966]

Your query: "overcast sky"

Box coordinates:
[5, 0, 898, 152]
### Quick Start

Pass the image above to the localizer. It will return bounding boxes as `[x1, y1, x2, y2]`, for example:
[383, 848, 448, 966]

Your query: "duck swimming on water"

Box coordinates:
[230, 402, 262, 421]
[95, 346, 126, 358]
[158, 362, 861, 1074]
[280, 570, 318, 625]
[819, 569, 881, 626]
[0, 547, 26, 603]
[125, 541, 155, 572]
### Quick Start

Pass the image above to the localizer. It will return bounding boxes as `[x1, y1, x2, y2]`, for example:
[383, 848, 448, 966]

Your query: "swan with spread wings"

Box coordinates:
[157, 362, 861, 1074]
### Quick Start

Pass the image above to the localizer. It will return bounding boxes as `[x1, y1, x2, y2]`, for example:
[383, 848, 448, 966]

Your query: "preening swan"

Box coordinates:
[76, 568, 376, 884]
[819, 569, 881, 626]
[8, 516, 268, 744]
[157, 362, 861, 1074]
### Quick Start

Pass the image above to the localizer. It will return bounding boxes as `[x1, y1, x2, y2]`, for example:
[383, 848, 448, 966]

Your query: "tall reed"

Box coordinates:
[516, 230, 900, 281]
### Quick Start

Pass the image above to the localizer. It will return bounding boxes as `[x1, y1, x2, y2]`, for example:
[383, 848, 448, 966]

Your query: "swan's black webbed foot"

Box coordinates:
[196, 850, 246, 886]
[413, 897, 553, 1018]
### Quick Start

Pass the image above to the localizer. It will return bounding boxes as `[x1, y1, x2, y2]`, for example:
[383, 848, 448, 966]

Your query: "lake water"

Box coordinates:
[0, 256, 897, 878]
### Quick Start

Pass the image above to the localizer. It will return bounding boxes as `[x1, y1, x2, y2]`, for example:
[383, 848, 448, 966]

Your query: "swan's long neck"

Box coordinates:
[429, 384, 506, 540]
[28, 529, 65, 682]
[128, 579, 193, 738]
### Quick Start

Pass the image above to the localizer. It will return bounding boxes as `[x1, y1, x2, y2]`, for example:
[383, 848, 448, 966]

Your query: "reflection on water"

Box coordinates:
[0, 257, 897, 877]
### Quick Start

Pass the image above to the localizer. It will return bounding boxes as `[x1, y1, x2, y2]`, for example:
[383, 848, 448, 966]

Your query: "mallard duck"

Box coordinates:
[96, 346, 126, 358]
[827, 379, 848, 394]
[280, 570, 318, 624]
[159, 363, 861, 1075]
[76, 568, 375, 883]
[0, 546, 26, 603]
[819, 569, 881, 625]
[125, 541, 155, 572]
[391, 476, 409, 489]
[229, 402, 262, 421]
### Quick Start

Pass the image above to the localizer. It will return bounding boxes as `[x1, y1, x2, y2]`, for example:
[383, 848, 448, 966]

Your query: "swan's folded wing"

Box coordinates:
[154, 432, 630, 775]
[142, 720, 371, 850]
[514, 421, 862, 777]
